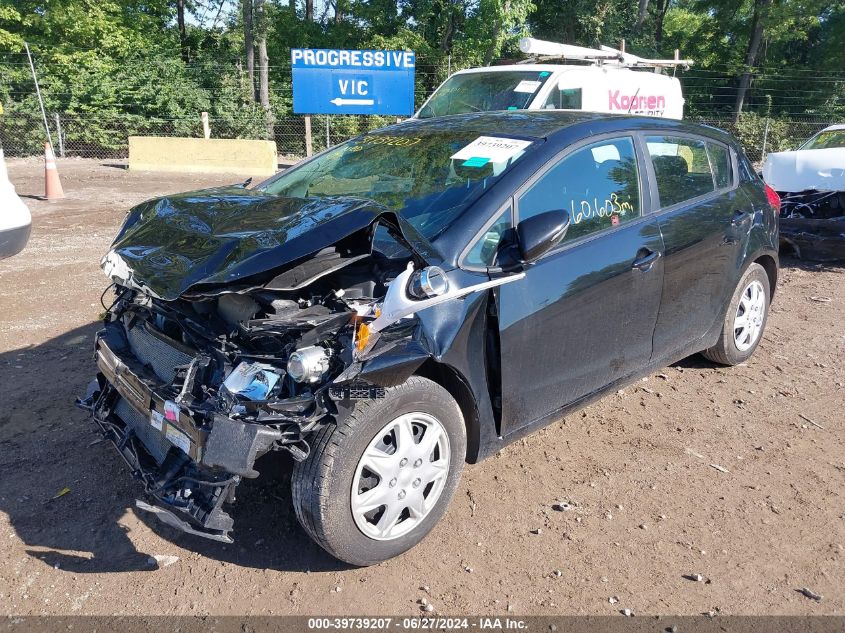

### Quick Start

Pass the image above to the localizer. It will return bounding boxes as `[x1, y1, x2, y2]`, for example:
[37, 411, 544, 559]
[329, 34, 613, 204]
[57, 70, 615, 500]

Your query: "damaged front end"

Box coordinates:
[778, 190, 845, 261]
[82, 188, 514, 543]
[763, 146, 845, 261]
[84, 284, 352, 542]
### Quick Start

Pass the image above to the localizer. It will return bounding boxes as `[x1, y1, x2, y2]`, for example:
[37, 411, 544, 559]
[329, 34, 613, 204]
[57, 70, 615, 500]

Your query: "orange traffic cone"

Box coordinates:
[44, 141, 65, 202]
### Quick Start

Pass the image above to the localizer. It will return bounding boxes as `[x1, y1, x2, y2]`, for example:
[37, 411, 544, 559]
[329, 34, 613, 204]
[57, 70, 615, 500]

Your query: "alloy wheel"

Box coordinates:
[733, 279, 766, 352]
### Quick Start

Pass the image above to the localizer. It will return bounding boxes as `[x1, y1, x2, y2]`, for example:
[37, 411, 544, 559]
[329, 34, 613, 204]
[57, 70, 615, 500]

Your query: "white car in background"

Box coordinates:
[415, 38, 690, 121]
[0, 150, 32, 260]
[763, 124, 845, 260]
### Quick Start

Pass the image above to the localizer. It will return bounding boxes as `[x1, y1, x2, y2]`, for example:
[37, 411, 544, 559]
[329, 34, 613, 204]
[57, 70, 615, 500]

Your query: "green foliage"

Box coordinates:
[0, 5, 25, 49]
[1, 0, 843, 157]
[733, 111, 792, 153]
[531, 0, 623, 45]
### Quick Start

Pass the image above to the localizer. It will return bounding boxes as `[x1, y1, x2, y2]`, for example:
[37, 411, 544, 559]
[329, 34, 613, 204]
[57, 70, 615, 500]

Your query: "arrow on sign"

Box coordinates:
[330, 97, 375, 106]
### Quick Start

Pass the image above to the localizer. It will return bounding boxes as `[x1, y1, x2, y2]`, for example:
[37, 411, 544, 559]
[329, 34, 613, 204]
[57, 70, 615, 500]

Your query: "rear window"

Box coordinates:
[418, 71, 553, 118]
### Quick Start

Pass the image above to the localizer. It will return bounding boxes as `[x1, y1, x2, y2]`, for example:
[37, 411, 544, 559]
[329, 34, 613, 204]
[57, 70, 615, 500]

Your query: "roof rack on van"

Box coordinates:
[518, 38, 693, 70]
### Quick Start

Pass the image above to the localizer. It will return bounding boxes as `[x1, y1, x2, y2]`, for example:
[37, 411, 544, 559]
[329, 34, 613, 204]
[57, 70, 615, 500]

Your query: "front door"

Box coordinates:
[495, 136, 665, 436]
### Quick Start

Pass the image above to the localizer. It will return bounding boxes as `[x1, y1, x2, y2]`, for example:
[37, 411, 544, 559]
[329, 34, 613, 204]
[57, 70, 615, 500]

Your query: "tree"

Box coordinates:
[478, 0, 534, 65]
[529, 0, 628, 47]
[635, 0, 650, 32]
[242, 0, 256, 100]
[3, 0, 845, 159]
[734, 0, 771, 120]
[254, 0, 272, 137]
[653, 0, 670, 43]
[176, 0, 188, 61]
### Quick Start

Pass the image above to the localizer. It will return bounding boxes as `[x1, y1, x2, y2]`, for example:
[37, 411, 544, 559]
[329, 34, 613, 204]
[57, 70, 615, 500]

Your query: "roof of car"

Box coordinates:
[391, 110, 732, 143]
[820, 124, 845, 132]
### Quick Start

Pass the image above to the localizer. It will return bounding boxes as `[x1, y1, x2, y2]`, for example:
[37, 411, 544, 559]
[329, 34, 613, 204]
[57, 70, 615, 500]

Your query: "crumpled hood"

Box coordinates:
[763, 148, 845, 193]
[103, 186, 440, 300]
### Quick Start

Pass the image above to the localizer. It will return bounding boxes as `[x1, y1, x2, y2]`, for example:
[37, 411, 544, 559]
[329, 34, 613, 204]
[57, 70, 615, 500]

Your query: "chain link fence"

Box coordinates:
[689, 116, 831, 164]
[0, 109, 834, 165]
[0, 110, 402, 159]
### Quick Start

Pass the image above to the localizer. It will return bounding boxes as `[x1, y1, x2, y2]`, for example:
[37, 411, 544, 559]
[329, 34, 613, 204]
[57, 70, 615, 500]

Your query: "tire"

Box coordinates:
[291, 376, 466, 566]
[702, 262, 771, 366]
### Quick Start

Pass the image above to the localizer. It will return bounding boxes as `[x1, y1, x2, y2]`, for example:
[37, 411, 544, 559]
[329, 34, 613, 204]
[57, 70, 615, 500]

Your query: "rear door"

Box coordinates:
[642, 133, 748, 359]
[487, 135, 665, 435]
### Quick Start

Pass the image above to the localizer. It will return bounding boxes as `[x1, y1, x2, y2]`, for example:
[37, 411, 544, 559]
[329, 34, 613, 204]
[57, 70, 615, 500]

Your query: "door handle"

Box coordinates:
[632, 249, 661, 272]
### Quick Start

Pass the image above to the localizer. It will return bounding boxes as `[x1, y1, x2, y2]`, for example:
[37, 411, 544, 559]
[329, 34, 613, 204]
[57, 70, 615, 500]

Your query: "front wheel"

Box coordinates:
[291, 376, 466, 566]
[702, 262, 771, 366]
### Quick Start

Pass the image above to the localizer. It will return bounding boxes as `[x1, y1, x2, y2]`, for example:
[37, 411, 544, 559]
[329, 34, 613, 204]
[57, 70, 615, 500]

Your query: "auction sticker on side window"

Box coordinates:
[451, 136, 533, 164]
[165, 424, 192, 455]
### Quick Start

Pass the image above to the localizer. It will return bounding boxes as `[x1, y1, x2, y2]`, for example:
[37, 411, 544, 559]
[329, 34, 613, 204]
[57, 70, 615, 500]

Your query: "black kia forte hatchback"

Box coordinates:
[84, 111, 779, 565]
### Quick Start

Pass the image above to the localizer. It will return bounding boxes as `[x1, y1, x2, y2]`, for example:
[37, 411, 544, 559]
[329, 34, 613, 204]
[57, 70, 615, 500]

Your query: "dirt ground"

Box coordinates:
[0, 158, 842, 617]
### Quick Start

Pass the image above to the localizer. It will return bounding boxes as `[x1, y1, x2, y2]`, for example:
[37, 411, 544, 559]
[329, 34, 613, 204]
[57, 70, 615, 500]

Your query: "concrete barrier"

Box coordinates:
[129, 136, 278, 176]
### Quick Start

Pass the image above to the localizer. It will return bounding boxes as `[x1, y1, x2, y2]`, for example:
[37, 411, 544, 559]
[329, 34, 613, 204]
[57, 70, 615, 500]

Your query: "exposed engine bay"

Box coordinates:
[763, 142, 845, 261]
[777, 190, 845, 261]
[780, 189, 845, 221]
[81, 189, 521, 542]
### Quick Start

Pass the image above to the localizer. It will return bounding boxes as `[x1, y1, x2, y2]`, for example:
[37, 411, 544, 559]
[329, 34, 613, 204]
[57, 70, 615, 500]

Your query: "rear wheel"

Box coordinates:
[291, 376, 466, 566]
[702, 263, 770, 365]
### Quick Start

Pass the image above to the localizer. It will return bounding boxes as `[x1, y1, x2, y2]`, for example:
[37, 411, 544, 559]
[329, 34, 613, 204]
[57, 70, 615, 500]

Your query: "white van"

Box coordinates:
[416, 38, 689, 121]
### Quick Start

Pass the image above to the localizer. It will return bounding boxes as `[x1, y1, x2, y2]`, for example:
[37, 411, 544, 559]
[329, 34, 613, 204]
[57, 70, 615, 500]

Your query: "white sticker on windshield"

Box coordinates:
[513, 80, 541, 93]
[451, 136, 533, 164]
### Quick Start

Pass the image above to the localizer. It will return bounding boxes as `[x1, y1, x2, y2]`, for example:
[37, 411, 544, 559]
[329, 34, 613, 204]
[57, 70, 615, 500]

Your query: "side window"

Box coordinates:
[543, 87, 583, 110]
[737, 151, 759, 183]
[646, 135, 715, 207]
[463, 208, 512, 268]
[517, 137, 641, 244]
[707, 142, 732, 189]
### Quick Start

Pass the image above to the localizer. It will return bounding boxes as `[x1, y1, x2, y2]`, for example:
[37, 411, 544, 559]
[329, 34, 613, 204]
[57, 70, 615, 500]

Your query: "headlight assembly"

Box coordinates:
[287, 345, 331, 383]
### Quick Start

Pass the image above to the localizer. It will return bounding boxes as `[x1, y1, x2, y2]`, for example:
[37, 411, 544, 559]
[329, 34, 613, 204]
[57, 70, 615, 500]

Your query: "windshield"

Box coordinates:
[417, 71, 553, 119]
[258, 128, 536, 240]
[800, 130, 845, 150]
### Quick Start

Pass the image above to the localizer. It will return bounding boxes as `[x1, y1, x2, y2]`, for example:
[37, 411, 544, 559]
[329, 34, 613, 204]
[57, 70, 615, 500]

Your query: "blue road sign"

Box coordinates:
[291, 48, 415, 116]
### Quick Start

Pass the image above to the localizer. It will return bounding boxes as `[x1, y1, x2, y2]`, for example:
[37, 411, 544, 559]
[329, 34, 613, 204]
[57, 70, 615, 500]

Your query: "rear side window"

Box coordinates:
[517, 137, 641, 244]
[707, 142, 732, 189]
[646, 135, 715, 207]
[737, 151, 759, 183]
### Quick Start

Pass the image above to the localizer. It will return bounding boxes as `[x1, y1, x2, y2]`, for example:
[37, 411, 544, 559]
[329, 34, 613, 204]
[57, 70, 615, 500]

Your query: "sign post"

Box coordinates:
[304, 115, 313, 157]
[291, 48, 415, 117]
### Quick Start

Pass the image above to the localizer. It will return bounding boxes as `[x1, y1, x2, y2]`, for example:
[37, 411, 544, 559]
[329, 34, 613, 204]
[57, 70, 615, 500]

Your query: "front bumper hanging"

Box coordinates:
[86, 322, 291, 543]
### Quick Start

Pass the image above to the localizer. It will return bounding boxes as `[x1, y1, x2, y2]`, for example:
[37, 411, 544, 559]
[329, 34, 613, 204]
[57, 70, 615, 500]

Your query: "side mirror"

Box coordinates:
[516, 210, 570, 262]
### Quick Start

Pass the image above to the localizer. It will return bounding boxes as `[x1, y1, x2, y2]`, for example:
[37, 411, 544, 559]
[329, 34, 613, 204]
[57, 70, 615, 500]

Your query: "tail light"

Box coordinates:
[764, 184, 781, 213]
